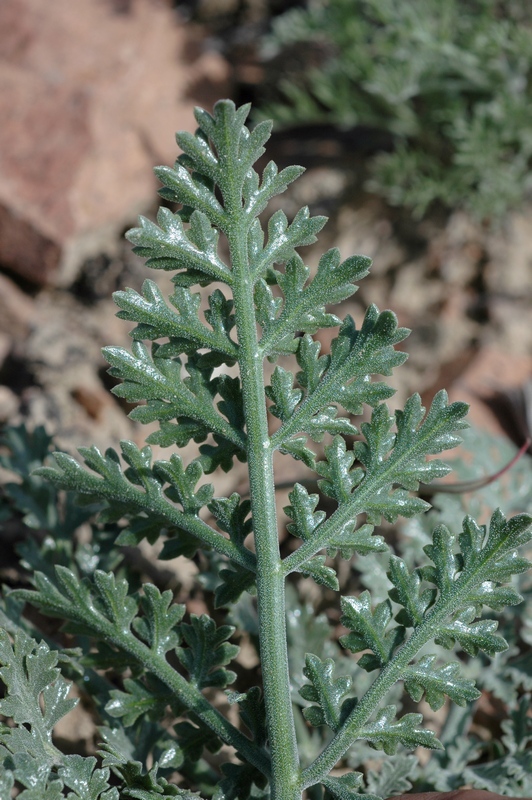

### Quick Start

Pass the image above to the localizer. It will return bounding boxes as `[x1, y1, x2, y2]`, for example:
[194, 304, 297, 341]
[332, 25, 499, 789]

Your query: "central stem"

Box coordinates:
[229, 222, 301, 800]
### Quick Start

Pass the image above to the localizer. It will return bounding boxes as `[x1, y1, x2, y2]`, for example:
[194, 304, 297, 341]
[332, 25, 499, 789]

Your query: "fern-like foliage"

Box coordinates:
[0, 100, 530, 800]
[259, 0, 532, 220]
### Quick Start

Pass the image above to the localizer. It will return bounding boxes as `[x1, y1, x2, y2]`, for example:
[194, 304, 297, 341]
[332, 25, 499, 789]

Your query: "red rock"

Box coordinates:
[0, 0, 230, 286]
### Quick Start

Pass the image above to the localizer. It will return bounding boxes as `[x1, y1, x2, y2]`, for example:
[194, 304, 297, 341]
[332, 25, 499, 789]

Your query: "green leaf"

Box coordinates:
[261, 249, 370, 354]
[199, 436, 248, 475]
[132, 584, 186, 657]
[300, 654, 355, 731]
[114, 280, 237, 360]
[247, 161, 305, 218]
[176, 615, 239, 689]
[365, 754, 418, 796]
[322, 772, 379, 800]
[298, 557, 339, 591]
[354, 391, 469, 492]
[421, 511, 532, 615]
[303, 407, 359, 443]
[93, 570, 138, 633]
[140, 413, 209, 450]
[388, 555, 435, 626]
[105, 677, 174, 727]
[295, 335, 330, 393]
[316, 437, 364, 503]
[284, 484, 325, 542]
[340, 593, 405, 671]
[362, 487, 430, 526]
[208, 493, 253, 548]
[173, 720, 222, 763]
[326, 523, 387, 559]
[436, 610, 508, 657]
[278, 436, 317, 469]
[214, 563, 256, 608]
[0, 631, 76, 765]
[100, 730, 191, 799]
[359, 706, 443, 754]
[102, 344, 245, 452]
[58, 754, 118, 800]
[265, 366, 303, 421]
[154, 455, 213, 514]
[421, 524, 468, 598]
[227, 686, 268, 747]
[252, 207, 327, 280]
[0, 772, 14, 798]
[216, 374, 246, 433]
[272, 307, 409, 453]
[34, 443, 254, 571]
[404, 655, 481, 710]
[254, 278, 283, 331]
[205, 289, 236, 340]
[459, 510, 532, 583]
[215, 761, 268, 800]
[390, 392, 467, 488]
[127, 207, 229, 282]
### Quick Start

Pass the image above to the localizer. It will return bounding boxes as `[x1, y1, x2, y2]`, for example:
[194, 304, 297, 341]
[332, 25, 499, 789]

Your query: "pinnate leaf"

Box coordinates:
[173, 720, 222, 763]
[208, 493, 252, 548]
[278, 436, 317, 469]
[127, 207, 229, 282]
[388, 556, 435, 627]
[261, 248, 369, 352]
[404, 655, 481, 711]
[227, 686, 267, 747]
[214, 563, 256, 608]
[154, 455, 214, 514]
[340, 594, 405, 671]
[58, 755, 118, 800]
[253, 206, 327, 280]
[359, 706, 443, 754]
[298, 557, 339, 591]
[132, 583, 185, 656]
[296, 335, 330, 393]
[265, 366, 302, 421]
[326, 523, 387, 559]
[300, 654, 355, 731]
[114, 280, 237, 360]
[105, 677, 174, 727]
[316, 437, 364, 503]
[214, 761, 268, 800]
[322, 772, 379, 800]
[436, 611, 508, 657]
[365, 754, 418, 795]
[176, 615, 238, 690]
[285, 484, 325, 541]
[0, 631, 76, 765]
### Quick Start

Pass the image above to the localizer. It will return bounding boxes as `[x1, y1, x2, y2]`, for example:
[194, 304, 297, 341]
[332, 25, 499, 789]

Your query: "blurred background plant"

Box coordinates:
[252, 0, 532, 220]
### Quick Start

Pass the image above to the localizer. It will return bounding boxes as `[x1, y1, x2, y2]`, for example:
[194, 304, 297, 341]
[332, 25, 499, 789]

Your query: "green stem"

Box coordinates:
[135, 490, 257, 572]
[110, 627, 271, 777]
[46, 458, 256, 572]
[15, 586, 269, 776]
[229, 221, 301, 800]
[301, 620, 432, 788]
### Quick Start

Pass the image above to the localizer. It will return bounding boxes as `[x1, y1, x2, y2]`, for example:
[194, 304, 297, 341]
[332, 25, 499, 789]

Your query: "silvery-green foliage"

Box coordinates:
[0, 101, 531, 800]
[398, 427, 532, 792]
[260, 0, 532, 220]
